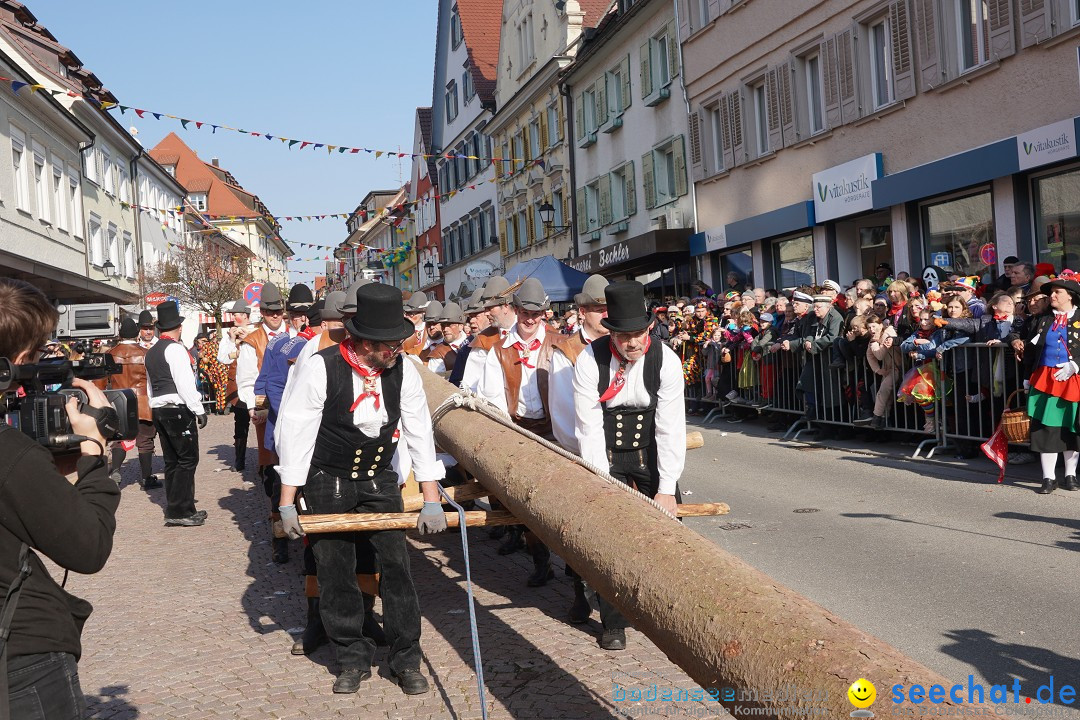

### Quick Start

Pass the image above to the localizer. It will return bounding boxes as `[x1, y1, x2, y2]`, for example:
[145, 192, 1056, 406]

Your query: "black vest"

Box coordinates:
[594, 340, 662, 452]
[144, 338, 183, 397]
[311, 347, 404, 479]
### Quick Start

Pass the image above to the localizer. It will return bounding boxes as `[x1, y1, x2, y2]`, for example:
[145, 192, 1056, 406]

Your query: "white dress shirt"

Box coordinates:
[138, 336, 158, 350]
[147, 341, 205, 415]
[217, 332, 239, 365]
[275, 355, 445, 488]
[572, 341, 686, 496]
[549, 327, 598, 454]
[427, 335, 468, 374]
[236, 322, 291, 408]
[460, 325, 510, 393]
[478, 323, 547, 419]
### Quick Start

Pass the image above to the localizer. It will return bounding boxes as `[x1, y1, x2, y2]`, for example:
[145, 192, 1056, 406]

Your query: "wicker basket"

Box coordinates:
[1000, 389, 1030, 443]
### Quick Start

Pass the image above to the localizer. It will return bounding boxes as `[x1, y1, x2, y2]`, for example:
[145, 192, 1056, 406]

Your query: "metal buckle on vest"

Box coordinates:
[333, 477, 342, 500]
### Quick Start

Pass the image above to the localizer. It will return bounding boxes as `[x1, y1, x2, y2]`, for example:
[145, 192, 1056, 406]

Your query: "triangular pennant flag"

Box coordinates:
[375, 151, 383, 159]
[313, 143, 324, 149]
[195, 121, 204, 129]
[212, 125, 219, 133]
[299, 141, 311, 150]
[350, 148, 359, 154]
[265, 134, 273, 141]
[180, 119, 190, 129]
[117, 105, 129, 114]
[11, 81, 27, 93]
[135, 109, 146, 118]
[153, 113, 162, 120]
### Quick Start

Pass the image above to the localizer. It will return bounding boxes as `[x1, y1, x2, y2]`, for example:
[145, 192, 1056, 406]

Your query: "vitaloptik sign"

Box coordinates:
[811, 153, 883, 223]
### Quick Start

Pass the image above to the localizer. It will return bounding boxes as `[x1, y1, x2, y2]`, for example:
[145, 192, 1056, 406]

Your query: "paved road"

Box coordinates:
[71, 414, 716, 720]
[682, 416, 1080, 716]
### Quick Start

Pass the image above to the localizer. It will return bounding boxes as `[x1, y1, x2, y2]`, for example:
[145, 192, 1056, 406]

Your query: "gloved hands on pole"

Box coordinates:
[416, 501, 448, 534]
[278, 504, 305, 539]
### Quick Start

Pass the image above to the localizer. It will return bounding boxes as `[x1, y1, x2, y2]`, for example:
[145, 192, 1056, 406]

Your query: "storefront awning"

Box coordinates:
[566, 229, 692, 277]
[872, 139, 1017, 210]
[0, 251, 136, 304]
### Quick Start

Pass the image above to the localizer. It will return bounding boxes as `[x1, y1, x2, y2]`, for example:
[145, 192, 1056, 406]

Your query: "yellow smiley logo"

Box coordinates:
[848, 678, 876, 709]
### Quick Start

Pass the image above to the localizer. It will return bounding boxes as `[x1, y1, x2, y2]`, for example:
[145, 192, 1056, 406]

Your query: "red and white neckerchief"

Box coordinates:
[340, 338, 383, 411]
[513, 338, 541, 368]
[993, 313, 1011, 322]
[1052, 310, 1071, 332]
[599, 336, 651, 403]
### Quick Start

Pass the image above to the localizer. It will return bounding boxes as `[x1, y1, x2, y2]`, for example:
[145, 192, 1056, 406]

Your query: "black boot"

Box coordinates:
[497, 525, 525, 555]
[1064, 475, 1078, 491]
[138, 453, 161, 489]
[526, 541, 553, 587]
[362, 593, 388, 647]
[292, 597, 327, 655]
[1038, 477, 1057, 494]
[568, 578, 591, 624]
[234, 442, 246, 472]
[110, 446, 126, 476]
[870, 414, 886, 430]
[272, 537, 289, 564]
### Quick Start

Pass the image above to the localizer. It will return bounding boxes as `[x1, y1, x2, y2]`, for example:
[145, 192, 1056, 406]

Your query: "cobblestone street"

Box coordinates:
[69, 415, 718, 719]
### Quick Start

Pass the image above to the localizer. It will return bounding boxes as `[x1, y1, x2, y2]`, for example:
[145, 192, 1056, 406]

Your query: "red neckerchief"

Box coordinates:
[599, 336, 651, 403]
[888, 302, 906, 320]
[299, 326, 317, 340]
[513, 338, 541, 368]
[340, 338, 383, 411]
[917, 327, 934, 340]
[993, 313, 1011, 322]
[1052, 311, 1070, 332]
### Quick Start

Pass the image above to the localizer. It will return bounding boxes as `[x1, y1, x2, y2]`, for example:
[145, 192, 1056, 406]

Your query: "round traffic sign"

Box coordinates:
[979, 243, 997, 266]
[244, 282, 264, 306]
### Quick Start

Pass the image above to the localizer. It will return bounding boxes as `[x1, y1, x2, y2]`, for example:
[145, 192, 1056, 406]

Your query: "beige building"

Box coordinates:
[489, 0, 610, 270]
[681, 0, 1080, 291]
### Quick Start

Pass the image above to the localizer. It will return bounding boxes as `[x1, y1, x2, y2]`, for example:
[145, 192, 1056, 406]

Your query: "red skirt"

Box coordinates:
[1030, 365, 1080, 402]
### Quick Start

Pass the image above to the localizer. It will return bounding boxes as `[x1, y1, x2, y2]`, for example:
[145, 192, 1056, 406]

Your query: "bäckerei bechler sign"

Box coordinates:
[812, 153, 883, 223]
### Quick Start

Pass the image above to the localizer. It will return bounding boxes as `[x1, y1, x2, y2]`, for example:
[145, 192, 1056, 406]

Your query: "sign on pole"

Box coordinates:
[244, 282, 264, 307]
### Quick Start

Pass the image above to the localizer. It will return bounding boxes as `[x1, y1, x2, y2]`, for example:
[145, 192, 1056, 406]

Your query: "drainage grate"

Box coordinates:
[793, 508, 820, 514]
[719, 522, 752, 531]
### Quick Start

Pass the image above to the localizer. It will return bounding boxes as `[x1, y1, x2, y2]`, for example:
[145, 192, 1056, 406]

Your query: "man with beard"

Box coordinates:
[401, 291, 431, 356]
[276, 283, 447, 695]
[448, 288, 490, 387]
[137, 309, 158, 349]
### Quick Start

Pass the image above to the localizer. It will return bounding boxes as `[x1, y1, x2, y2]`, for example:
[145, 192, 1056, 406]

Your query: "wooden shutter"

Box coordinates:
[667, 22, 681, 78]
[539, 108, 550, 149]
[526, 209, 536, 245]
[776, 60, 796, 146]
[642, 151, 656, 209]
[680, 0, 693, 39]
[596, 79, 609, 128]
[914, 0, 944, 90]
[890, 0, 916, 101]
[673, 135, 688, 197]
[1019, 0, 1051, 48]
[640, 40, 654, 98]
[719, 92, 735, 169]
[729, 89, 745, 166]
[558, 97, 566, 141]
[625, 161, 637, 216]
[576, 190, 587, 234]
[836, 28, 860, 124]
[707, 0, 721, 23]
[620, 55, 632, 111]
[821, 36, 842, 129]
[522, 128, 531, 163]
[599, 174, 612, 226]
[765, 68, 783, 153]
[689, 109, 705, 181]
[575, 93, 585, 141]
[988, 0, 1017, 60]
[499, 220, 508, 256]
[562, 193, 570, 229]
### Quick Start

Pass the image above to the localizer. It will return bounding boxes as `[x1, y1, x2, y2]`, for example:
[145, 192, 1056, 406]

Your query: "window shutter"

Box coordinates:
[596, 79, 608, 128]
[673, 135, 688, 197]
[707, 0, 721, 22]
[575, 93, 585, 140]
[667, 22, 681, 78]
[499, 220, 508, 256]
[689, 109, 705, 181]
[526, 210, 536, 245]
[890, 0, 916, 101]
[719, 92, 736, 169]
[988, 0, 1017, 60]
[599, 174, 612, 226]
[562, 192, 570, 229]
[680, 0, 693, 39]
[620, 55, 632, 111]
[640, 40, 654, 98]
[836, 28, 859, 124]
[558, 98, 566, 141]
[777, 60, 797, 145]
[914, 0, 944, 90]
[821, 36, 842, 129]
[1019, 0, 1051, 47]
[576, 189, 587, 235]
[642, 151, 656, 209]
[523, 129, 532, 163]
[625, 161, 637, 216]
[539, 109, 550, 149]
[765, 68, 783, 152]
[729, 90, 745, 166]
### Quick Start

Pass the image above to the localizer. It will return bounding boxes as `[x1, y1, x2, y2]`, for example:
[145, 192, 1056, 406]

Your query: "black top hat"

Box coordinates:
[344, 284, 415, 342]
[119, 317, 138, 339]
[341, 278, 372, 314]
[286, 283, 314, 311]
[1042, 277, 1080, 305]
[138, 309, 154, 327]
[600, 281, 653, 333]
[155, 301, 184, 331]
[261, 283, 284, 311]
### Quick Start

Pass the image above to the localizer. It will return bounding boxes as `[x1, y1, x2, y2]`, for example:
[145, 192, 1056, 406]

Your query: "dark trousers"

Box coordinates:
[233, 401, 250, 444]
[7, 652, 85, 720]
[302, 468, 420, 672]
[109, 419, 157, 476]
[152, 406, 200, 519]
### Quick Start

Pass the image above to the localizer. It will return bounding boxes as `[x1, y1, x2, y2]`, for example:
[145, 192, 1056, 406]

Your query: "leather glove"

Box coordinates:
[196, 413, 208, 429]
[416, 501, 448, 535]
[1054, 361, 1079, 382]
[278, 504, 305, 539]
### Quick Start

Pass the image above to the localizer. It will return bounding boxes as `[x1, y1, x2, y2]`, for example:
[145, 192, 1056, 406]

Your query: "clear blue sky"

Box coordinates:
[29, 0, 439, 286]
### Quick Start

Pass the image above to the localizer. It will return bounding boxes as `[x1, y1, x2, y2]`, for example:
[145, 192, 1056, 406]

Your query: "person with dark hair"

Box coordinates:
[105, 317, 161, 489]
[0, 278, 120, 719]
[1008, 262, 1036, 295]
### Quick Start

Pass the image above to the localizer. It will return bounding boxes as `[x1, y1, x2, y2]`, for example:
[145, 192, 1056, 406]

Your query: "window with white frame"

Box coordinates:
[69, 169, 82, 238]
[446, 80, 459, 123]
[551, 189, 564, 230]
[706, 102, 724, 173]
[957, 0, 990, 71]
[868, 16, 895, 108]
[33, 147, 48, 222]
[53, 163, 67, 232]
[84, 146, 99, 184]
[486, 206, 497, 246]
[803, 52, 826, 134]
[611, 166, 629, 222]
[517, 14, 534, 70]
[582, 86, 597, 136]
[546, 103, 561, 145]
[119, 167, 130, 203]
[512, 132, 524, 173]
[752, 81, 770, 156]
[102, 147, 114, 196]
[10, 128, 28, 211]
[123, 231, 135, 278]
[518, 208, 531, 246]
[642, 136, 687, 208]
[190, 192, 207, 211]
[89, 214, 103, 265]
[697, 0, 710, 26]
[606, 66, 624, 118]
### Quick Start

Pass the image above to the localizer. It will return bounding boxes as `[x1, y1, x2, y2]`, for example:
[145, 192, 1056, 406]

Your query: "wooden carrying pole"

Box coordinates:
[414, 367, 960, 717]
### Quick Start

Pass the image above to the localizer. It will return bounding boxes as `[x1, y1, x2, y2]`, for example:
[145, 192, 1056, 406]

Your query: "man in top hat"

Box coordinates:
[477, 278, 562, 585]
[217, 300, 254, 471]
[400, 291, 431, 357]
[425, 302, 468, 375]
[105, 317, 161, 490]
[144, 301, 208, 526]
[137, 309, 158, 349]
[460, 276, 518, 392]
[571, 280, 686, 650]
[275, 283, 447, 696]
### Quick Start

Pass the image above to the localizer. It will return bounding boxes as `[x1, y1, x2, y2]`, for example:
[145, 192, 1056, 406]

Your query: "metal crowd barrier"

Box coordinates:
[684, 340, 1030, 460]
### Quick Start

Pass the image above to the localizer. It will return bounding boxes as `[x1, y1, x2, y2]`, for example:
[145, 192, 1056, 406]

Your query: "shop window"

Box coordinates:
[720, 250, 754, 294]
[773, 235, 815, 288]
[920, 190, 997, 282]
[1033, 166, 1080, 272]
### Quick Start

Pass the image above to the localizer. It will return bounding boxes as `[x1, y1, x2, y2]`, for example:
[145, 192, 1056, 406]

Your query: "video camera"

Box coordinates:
[0, 354, 138, 452]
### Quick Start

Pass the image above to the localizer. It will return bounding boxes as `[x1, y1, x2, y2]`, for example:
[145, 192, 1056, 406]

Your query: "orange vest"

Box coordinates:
[109, 343, 151, 421]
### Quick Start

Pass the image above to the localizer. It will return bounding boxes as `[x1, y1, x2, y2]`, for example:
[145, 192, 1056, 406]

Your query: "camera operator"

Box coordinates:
[0, 278, 120, 719]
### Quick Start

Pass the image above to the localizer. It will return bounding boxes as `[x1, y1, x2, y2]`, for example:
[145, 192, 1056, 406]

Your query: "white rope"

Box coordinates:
[430, 389, 678, 520]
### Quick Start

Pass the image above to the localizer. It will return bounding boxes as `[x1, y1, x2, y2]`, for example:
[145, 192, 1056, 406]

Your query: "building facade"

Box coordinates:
[411, 108, 444, 300]
[135, 150, 185, 272]
[682, 0, 1080, 293]
[336, 190, 401, 288]
[563, 0, 696, 297]
[431, 0, 502, 299]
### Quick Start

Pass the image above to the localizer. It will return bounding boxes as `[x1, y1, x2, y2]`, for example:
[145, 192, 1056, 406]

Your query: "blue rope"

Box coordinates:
[439, 484, 488, 720]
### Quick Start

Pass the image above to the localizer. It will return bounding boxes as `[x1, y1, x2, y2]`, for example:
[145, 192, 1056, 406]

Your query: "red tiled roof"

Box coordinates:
[455, 0, 499, 107]
[578, 0, 615, 27]
[148, 133, 257, 218]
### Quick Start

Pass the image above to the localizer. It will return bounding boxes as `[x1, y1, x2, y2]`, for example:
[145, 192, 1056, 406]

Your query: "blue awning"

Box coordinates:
[502, 254, 593, 301]
[726, 201, 815, 247]
[871, 139, 1017, 209]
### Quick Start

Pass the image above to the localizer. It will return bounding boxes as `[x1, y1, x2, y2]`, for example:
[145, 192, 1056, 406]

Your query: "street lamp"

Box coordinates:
[538, 202, 570, 237]
[102, 259, 116, 278]
[424, 260, 442, 283]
